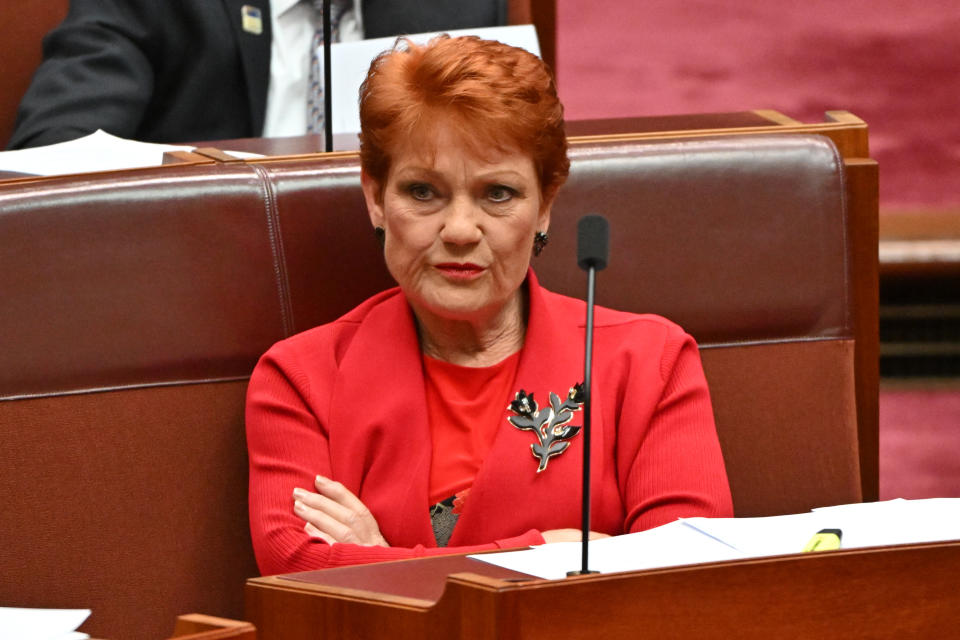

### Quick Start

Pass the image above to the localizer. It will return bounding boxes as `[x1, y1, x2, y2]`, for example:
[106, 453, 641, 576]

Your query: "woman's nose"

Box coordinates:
[438, 197, 482, 245]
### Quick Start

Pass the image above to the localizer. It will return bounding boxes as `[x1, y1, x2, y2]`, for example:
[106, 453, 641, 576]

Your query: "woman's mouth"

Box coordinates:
[435, 262, 485, 280]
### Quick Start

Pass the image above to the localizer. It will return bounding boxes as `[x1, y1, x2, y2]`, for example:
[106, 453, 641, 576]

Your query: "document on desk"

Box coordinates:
[469, 519, 745, 580]
[0, 607, 90, 640]
[685, 498, 960, 556]
[0, 129, 265, 177]
[0, 130, 194, 176]
[470, 498, 960, 579]
[812, 497, 960, 548]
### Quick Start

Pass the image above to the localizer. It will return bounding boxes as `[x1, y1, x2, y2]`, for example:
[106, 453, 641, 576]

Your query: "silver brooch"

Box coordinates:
[508, 383, 585, 472]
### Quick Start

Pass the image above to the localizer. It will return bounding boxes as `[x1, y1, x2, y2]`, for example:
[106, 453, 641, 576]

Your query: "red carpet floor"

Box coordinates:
[555, 1, 960, 500]
[556, 0, 960, 212]
[880, 389, 960, 499]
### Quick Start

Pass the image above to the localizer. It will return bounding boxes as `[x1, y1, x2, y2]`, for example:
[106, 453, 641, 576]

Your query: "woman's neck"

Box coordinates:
[414, 291, 527, 368]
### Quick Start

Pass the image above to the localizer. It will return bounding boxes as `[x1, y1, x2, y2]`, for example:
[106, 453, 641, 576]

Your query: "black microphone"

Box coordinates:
[568, 214, 609, 577]
[577, 214, 610, 271]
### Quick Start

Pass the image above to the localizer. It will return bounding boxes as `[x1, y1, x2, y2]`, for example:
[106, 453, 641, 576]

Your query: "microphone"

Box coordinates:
[577, 214, 610, 271]
[568, 214, 609, 577]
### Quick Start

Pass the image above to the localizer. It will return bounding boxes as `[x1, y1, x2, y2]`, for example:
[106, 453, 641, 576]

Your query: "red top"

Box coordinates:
[423, 351, 522, 504]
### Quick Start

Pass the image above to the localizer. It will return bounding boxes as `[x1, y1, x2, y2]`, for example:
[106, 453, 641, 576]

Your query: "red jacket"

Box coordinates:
[246, 271, 732, 575]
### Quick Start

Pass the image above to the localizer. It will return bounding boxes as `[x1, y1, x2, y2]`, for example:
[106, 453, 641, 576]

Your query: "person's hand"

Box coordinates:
[541, 528, 611, 544]
[292, 475, 389, 547]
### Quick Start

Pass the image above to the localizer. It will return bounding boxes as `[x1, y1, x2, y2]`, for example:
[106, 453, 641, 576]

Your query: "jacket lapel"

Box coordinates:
[326, 291, 435, 547]
[221, 0, 272, 135]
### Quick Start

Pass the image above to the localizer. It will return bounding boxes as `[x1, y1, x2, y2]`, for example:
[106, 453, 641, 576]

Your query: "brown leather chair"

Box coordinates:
[0, 132, 868, 639]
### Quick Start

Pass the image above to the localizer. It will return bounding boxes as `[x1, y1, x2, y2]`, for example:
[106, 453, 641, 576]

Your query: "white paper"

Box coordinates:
[220, 150, 267, 160]
[680, 512, 831, 558]
[0, 607, 90, 640]
[811, 497, 960, 549]
[0, 130, 194, 177]
[674, 499, 960, 558]
[329, 24, 541, 144]
[470, 499, 960, 580]
[470, 519, 744, 580]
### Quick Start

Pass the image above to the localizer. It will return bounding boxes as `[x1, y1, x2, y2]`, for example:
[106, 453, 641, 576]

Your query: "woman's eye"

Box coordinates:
[408, 184, 434, 201]
[487, 185, 515, 203]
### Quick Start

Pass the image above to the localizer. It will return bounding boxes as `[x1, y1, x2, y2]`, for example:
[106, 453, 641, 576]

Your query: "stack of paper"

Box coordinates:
[0, 130, 264, 178]
[0, 130, 194, 177]
[470, 498, 960, 580]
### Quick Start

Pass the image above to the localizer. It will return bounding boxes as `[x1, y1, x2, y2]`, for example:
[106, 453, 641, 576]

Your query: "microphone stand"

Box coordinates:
[322, 0, 333, 152]
[568, 214, 609, 577]
[567, 262, 599, 576]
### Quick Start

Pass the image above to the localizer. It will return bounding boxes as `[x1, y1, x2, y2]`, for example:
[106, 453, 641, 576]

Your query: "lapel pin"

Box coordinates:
[241, 5, 263, 35]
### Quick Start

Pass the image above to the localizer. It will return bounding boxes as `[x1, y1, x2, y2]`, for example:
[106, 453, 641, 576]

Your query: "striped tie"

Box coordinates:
[307, 0, 348, 133]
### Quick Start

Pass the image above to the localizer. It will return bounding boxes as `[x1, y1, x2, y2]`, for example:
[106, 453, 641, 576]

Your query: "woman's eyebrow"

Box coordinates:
[393, 166, 442, 180]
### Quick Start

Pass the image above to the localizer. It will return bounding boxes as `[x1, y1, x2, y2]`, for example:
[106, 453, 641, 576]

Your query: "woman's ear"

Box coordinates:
[538, 186, 557, 233]
[360, 169, 385, 228]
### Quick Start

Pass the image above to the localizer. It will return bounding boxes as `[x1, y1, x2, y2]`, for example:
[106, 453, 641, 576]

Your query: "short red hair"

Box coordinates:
[359, 35, 569, 200]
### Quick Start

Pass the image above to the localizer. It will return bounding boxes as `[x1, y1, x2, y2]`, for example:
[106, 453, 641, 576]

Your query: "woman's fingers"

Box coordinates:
[304, 521, 336, 545]
[294, 485, 353, 524]
[291, 476, 388, 547]
[541, 528, 611, 543]
[294, 496, 354, 541]
[313, 475, 370, 514]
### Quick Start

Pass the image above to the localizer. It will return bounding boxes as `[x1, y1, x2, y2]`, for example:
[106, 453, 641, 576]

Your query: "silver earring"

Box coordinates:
[533, 230, 549, 256]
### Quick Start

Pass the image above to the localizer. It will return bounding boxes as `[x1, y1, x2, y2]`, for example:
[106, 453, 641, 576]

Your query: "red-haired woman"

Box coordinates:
[245, 36, 732, 575]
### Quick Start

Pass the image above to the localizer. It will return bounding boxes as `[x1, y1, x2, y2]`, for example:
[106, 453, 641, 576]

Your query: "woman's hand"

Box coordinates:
[541, 528, 611, 544]
[292, 475, 389, 547]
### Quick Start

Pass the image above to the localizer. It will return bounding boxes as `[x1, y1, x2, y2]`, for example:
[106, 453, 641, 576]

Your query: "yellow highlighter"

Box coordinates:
[802, 528, 842, 552]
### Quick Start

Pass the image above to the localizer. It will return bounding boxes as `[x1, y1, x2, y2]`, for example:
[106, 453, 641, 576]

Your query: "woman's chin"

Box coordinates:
[418, 291, 506, 324]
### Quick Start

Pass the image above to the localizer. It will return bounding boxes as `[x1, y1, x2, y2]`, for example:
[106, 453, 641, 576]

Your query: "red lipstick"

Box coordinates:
[435, 262, 485, 280]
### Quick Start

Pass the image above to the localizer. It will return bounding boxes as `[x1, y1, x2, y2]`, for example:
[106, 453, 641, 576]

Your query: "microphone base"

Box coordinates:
[566, 569, 600, 577]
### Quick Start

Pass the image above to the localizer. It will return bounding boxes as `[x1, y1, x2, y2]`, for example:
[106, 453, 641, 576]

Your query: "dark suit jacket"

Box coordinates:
[7, 0, 508, 149]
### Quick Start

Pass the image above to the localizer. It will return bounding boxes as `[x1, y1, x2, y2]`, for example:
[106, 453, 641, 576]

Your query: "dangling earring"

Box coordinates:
[374, 226, 385, 248]
[533, 230, 549, 256]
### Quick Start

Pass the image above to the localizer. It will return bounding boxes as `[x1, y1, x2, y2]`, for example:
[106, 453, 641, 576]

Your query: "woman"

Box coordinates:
[246, 35, 732, 575]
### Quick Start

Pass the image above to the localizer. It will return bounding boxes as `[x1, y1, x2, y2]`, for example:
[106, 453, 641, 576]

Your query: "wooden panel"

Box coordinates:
[569, 110, 870, 159]
[508, 0, 556, 73]
[169, 614, 257, 640]
[845, 158, 881, 500]
[246, 540, 960, 640]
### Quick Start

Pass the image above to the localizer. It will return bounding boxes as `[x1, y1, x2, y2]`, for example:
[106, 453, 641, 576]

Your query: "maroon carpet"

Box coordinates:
[880, 389, 960, 499]
[556, 0, 960, 212]
[555, 1, 960, 500]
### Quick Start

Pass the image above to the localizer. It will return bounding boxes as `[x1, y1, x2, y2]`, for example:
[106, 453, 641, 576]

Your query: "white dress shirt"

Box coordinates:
[263, 0, 363, 137]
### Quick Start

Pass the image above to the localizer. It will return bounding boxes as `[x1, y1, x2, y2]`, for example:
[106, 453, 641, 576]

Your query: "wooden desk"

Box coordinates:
[246, 540, 960, 639]
[191, 109, 859, 156]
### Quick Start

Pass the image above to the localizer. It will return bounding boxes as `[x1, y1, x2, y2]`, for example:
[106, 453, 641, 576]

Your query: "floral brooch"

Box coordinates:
[508, 383, 585, 472]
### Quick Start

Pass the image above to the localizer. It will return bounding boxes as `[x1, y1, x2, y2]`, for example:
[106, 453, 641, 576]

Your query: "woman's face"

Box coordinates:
[362, 123, 552, 327]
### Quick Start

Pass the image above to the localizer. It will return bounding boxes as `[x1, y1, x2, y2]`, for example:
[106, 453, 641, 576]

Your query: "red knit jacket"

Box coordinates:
[245, 271, 733, 575]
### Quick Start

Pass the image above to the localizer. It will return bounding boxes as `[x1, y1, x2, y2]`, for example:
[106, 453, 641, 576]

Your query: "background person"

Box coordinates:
[6, 0, 511, 149]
